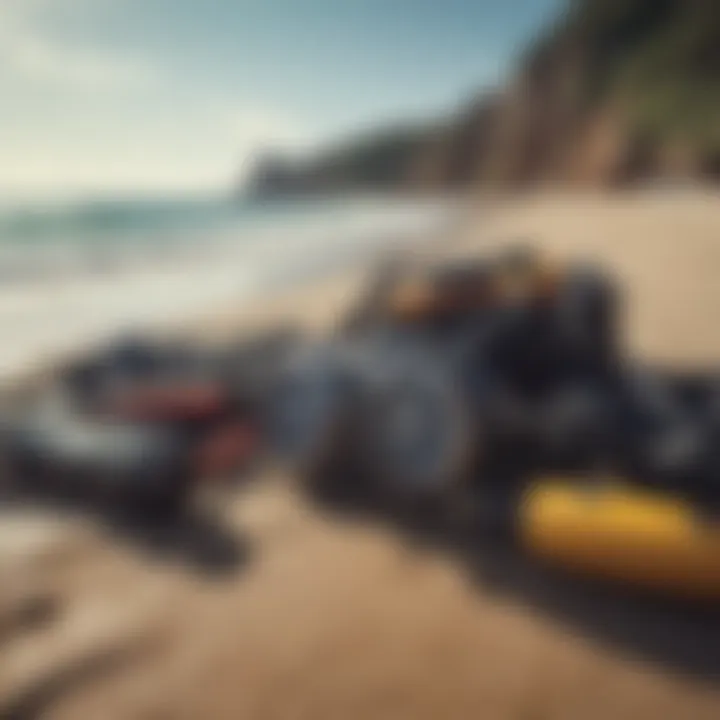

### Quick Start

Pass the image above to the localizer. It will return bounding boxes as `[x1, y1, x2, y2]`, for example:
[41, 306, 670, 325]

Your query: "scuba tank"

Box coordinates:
[519, 479, 720, 601]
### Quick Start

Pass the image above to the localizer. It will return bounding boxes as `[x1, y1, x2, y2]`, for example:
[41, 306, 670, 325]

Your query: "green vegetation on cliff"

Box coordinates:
[570, 0, 720, 150]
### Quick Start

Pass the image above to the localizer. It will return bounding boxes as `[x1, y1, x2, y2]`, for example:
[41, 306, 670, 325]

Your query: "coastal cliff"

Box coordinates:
[248, 0, 720, 196]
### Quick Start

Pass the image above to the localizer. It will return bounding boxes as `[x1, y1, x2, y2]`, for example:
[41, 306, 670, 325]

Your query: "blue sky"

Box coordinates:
[0, 0, 565, 198]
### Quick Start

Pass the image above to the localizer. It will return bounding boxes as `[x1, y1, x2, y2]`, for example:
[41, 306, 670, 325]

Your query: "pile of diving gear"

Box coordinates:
[269, 246, 720, 599]
[2, 328, 297, 516]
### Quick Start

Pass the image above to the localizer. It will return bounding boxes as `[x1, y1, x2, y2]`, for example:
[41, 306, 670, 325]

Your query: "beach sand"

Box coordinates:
[2, 190, 720, 720]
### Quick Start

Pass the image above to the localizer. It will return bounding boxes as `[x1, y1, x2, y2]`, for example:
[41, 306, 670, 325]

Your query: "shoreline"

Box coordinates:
[5, 187, 720, 399]
[6, 187, 720, 394]
[0, 196, 460, 392]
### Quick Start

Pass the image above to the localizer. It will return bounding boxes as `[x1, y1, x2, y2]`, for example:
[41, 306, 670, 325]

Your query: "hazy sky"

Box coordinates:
[1, 0, 564, 198]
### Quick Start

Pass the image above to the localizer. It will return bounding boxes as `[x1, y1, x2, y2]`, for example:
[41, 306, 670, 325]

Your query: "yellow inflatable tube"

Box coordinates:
[519, 480, 720, 600]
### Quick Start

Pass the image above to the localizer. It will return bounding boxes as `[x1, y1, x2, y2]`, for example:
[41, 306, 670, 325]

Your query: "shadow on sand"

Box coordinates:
[0, 485, 252, 579]
[308, 482, 720, 685]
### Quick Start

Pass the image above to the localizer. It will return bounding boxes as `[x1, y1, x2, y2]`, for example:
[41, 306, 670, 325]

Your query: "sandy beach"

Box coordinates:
[2, 190, 720, 720]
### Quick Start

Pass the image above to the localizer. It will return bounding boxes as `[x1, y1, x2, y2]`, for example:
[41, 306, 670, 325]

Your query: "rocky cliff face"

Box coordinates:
[418, 0, 720, 189]
[248, 0, 720, 196]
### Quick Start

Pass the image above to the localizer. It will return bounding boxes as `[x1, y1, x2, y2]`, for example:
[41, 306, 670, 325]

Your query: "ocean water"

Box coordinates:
[0, 195, 456, 382]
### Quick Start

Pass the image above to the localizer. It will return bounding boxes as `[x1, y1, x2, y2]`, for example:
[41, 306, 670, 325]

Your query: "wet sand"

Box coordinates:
[2, 190, 720, 720]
